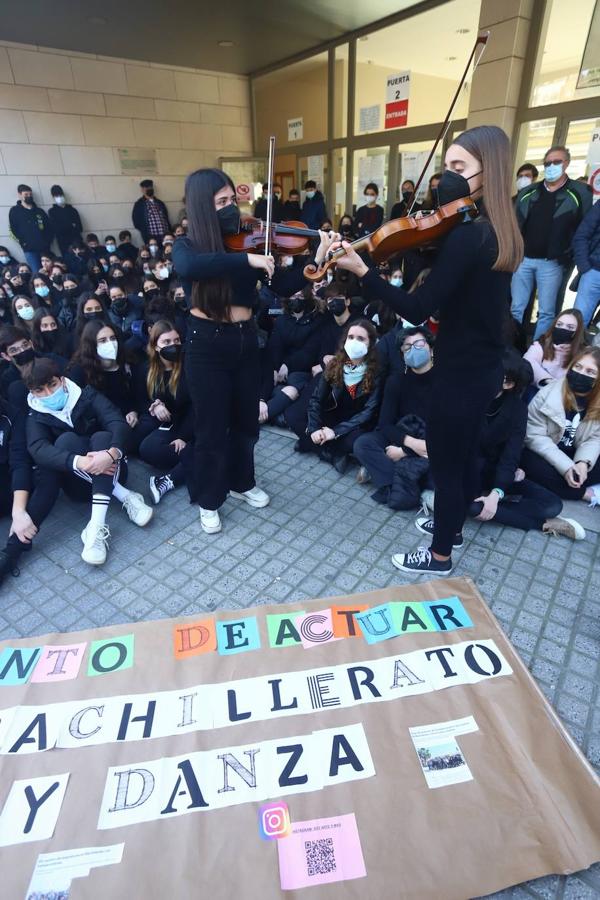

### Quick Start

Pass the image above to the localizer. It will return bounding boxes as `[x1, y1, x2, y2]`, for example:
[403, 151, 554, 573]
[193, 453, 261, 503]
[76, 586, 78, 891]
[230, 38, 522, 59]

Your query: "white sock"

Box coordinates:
[89, 494, 110, 529]
[112, 483, 130, 502]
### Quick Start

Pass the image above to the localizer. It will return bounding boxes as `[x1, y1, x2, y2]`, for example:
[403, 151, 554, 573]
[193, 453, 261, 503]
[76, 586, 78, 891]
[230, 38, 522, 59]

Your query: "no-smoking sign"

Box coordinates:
[236, 183, 251, 202]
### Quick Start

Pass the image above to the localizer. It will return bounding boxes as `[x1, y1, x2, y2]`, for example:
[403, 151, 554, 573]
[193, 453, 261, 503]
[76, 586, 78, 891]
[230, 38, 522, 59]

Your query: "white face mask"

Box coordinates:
[157, 267, 169, 279]
[516, 175, 532, 191]
[97, 339, 118, 361]
[149, 245, 158, 255]
[105, 243, 116, 252]
[365, 195, 377, 206]
[344, 338, 368, 360]
[54, 196, 66, 206]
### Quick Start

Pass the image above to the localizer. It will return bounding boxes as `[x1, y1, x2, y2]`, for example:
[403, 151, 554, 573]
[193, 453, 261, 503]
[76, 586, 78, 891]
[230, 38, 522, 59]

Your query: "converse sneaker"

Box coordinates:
[122, 491, 153, 526]
[391, 546, 453, 575]
[229, 486, 270, 508]
[150, 474, 174, 505]
[543, 517, 586, 541]
[415, 516, 464, 549]
[81, 524, 110, 566]
[420, 489, 435, 515]
[0, 549, 20, 587]
[200, 508, 221, 533]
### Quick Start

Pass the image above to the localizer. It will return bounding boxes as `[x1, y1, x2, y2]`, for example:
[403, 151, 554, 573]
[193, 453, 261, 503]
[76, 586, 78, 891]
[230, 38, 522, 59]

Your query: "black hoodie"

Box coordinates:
[48, 203, 83, 255]
[8, 202, 53, 252]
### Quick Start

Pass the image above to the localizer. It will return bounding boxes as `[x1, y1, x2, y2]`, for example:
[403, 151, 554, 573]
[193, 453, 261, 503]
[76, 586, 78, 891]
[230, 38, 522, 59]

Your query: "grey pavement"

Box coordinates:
[1, 427, 599, 899]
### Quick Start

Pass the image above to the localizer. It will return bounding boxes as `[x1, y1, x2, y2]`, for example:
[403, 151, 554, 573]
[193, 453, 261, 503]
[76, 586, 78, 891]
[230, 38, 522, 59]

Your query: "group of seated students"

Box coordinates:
[0, 206, 599, 590]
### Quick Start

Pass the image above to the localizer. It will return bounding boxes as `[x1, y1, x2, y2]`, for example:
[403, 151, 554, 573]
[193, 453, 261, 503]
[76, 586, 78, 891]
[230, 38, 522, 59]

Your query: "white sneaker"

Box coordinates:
[81, 523, 110, 565]
[586, 484, 600, 508]
[229, 486, 270, 508]
[200, 508, 221, 533]
[122, 491, 153, 526]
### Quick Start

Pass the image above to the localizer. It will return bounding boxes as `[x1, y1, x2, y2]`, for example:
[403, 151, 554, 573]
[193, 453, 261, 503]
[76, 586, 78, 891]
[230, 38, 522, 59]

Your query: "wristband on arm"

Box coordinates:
[492, 487, 505, 500]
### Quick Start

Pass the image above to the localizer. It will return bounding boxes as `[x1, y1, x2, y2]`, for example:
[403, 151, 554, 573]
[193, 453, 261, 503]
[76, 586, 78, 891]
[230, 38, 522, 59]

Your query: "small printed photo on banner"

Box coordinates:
[414, 739, 472, 789]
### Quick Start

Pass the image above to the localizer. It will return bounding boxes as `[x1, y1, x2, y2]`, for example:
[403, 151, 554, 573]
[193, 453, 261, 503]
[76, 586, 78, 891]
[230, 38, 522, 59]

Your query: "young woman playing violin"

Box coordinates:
[333, 125, 524, 574]
[172, 168, 335, 534]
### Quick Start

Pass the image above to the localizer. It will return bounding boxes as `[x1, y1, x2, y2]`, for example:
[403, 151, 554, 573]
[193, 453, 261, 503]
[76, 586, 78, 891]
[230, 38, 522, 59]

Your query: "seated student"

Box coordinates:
[25, 358, 153, 565]
[354, 326, 434, 504]
[0, 285, 12, 327]
[31, 272, 59, 314]
[86, 233, 103, 260]
[68, 320, 140, 449]
[0, 324, 67, 398]
[133, 321, 194, 504]
[31, 308, 73, 359]
[149, 256, 173, 289]
[522, 347, 600, 506]
[0, 246, 17, 268]
[338, 214, 356, 241]
[523, 309, 586, 392]
[0, 393, 61, 587]
[120, 257, 140, 294]
[64, 241, 91, 279]
[39, 253, 55, 277]
[136, 246, 152, 276]
[301, 320, 381, 473]
[417, 347, 585, 542]
[74, 293, 109, 339]
[56, 274, 83, 330]
[259, 286, 325, 424]
[86, 258, 109, 296]
[106, 283, 143, 337]
[103, 235, 119, 259]
[147, 237, 161, 259]
[118, 230, 138, 263]
[12, 294, 39, 330]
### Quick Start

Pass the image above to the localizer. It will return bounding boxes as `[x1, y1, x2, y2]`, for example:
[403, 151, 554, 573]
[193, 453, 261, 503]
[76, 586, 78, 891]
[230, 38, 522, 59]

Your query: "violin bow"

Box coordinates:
[264, 135, 276, 280]
[408, 32, 489, 215]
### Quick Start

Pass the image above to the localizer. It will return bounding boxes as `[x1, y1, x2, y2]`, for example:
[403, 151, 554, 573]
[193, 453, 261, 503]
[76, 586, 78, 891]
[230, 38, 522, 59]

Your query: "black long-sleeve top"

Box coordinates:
[68, 364, 137, 417]
[268, 311, 324, 375]
[133, 361, 194, 440]
[361, 219, 511, 375]
[171, 238, 309, 308]
[478, 391, 528, 493]
[377, 369, 434, 446]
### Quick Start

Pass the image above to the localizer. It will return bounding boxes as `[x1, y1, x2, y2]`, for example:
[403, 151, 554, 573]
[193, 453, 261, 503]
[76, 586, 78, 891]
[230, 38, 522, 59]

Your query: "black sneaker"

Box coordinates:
[333, 453, 350, 475]
[0, 549, 20, 588]
[391, 547, 453, 575]
[149, 474, 174, 505]
[415, 516, 464, 549]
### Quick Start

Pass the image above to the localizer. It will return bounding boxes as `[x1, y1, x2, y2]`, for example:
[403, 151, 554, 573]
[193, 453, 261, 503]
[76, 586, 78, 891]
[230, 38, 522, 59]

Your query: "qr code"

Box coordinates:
[305, 837, 336, 876]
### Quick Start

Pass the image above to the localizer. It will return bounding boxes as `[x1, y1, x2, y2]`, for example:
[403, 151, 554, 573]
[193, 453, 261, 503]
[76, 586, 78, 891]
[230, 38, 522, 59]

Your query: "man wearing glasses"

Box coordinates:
[0, 326, 67, 398]
[511, 144, 592, 340]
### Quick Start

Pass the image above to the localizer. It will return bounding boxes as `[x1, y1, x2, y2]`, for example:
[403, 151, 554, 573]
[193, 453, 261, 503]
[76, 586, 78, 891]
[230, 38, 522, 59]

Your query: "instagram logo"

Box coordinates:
[259, 801, 291, 840]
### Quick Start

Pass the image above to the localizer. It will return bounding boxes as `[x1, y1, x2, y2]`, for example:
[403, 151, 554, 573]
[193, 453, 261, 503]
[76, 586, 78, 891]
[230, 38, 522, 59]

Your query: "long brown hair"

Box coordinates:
[563, 347, 600, 421]
[325, 319, 378, 394]
[539, 308, 585, 364]
[454, 126, 524, 272]
[147, 319, 181, 399]
[185, 168, 234, 322]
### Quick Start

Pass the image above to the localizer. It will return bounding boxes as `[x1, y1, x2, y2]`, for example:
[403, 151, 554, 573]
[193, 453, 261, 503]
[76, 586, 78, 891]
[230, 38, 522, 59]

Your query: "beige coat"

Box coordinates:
[525, 378, 600, 476]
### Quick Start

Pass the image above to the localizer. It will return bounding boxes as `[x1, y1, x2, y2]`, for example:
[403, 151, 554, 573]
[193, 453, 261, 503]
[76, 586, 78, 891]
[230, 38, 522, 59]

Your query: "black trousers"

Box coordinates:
[0, 465, 61, 555]
[427, 366, 503, 556]
[138, 425, 188, 487]
[55, 431, 121, 500]
[469, 478, 562, 531]
[285, 375, 318, 438]
[521, 448, 600, 500]
[354, 430, 395, 487]
[185, 317, 260, 510]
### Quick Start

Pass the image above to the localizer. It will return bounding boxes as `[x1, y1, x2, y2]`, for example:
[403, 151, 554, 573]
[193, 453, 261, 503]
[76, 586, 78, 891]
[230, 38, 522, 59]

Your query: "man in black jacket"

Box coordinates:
[132, 179, 171, 245]
[0, 325, 67, 400]
[511, 145, 592, 339]
[9, 184, 54, 272]
[25, 358, 153, 566]
[48, 185, 83, 256]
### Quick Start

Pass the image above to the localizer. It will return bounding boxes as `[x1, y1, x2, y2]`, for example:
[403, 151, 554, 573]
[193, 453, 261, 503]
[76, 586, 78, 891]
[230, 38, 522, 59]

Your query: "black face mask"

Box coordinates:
[288, 297, 305, 314]
[567, 370, 596, 395]
[64, 287, 79, 299]
[42, 330, 59, 347]
[328, 298, 346, 316]
[144, 287, 159, 298]
[20, 273, 31, 283]
[159, 344, 182, 362]
[552, 326, 575, 345]
[216, 203, 241, 236]
[430, 187, 439, 205]
[341, 224, 352, 234]
[84, 311, 104, 320]
[402, 191, 412, 203]
[13, 347, 35, 367]
[112, 274, 124, 282]
[145, 188, 155, 198]
[111, 299, 128, 316]
[437, 169, 481, 206]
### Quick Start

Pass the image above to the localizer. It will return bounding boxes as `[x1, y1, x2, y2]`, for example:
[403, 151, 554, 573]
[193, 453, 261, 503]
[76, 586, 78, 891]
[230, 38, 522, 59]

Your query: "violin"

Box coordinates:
[304, 32, 488, 284]
[303, 197, 478, 282]
[224, 216, 320, 256]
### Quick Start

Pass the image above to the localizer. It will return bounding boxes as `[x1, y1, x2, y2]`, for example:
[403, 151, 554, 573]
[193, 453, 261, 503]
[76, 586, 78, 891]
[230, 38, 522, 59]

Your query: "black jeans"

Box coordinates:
[55, 431, 122, 500]
[427, 366, 503, 557]
[354, 430, 395, 487]
[0, 465, 61, 555]
[185, 317, 260, 510]
[138, 425, 188, 487]
[521, 448, 600, 500]
[469, 478, 562, 531]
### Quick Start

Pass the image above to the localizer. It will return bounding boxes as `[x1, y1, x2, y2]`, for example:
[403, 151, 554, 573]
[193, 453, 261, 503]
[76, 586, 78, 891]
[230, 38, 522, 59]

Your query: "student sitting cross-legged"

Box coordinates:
[25, 357, 153, 565]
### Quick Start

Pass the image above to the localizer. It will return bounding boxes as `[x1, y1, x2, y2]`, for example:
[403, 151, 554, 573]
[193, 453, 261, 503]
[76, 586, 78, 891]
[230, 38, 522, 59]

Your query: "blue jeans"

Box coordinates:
[511, 257, 565, 339]
[23, 250, 42, 272]
[574, 268, 600, 326]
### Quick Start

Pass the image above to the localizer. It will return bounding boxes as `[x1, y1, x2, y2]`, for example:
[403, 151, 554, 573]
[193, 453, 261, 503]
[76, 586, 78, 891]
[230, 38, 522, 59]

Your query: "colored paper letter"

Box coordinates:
[87, 634, 134, 677]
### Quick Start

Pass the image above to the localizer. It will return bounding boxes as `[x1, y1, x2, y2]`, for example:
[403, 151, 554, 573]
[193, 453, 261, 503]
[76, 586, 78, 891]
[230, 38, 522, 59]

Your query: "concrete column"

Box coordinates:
[467, 0, 535, 141]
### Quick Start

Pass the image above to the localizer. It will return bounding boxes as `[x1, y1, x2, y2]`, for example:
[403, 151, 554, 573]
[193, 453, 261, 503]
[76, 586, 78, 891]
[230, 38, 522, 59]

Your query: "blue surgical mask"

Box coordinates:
[40, 383, 68, 411]
[390, 276, 403, 288]
[0, 255, 9, 265]
[35, 285, 50, 298]
[305, 191, 315, 200]
[544, 163, 563, 183]
[105, 243, 116, 252]
[404, 345, 430, 369]
[17, 305, 35, 320]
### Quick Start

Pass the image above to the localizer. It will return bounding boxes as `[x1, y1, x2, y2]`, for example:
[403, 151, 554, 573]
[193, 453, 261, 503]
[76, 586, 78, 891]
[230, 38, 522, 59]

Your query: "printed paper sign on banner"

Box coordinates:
[385, 71, 410, 129]
[288, 117, 303, 141]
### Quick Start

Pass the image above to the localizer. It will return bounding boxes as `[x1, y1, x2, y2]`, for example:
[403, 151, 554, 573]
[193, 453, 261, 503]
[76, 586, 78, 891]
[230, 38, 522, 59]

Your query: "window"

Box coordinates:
[353, 0, 481, 134]
[564, 117, 600, 179]
[396, 141, 443, 206]
[514, 119, 557, 175]
[332, 147, 347, 221]
[530, 0, 600, 105]
[253, 52, 329, 149]
[353, 147, 389, 209]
